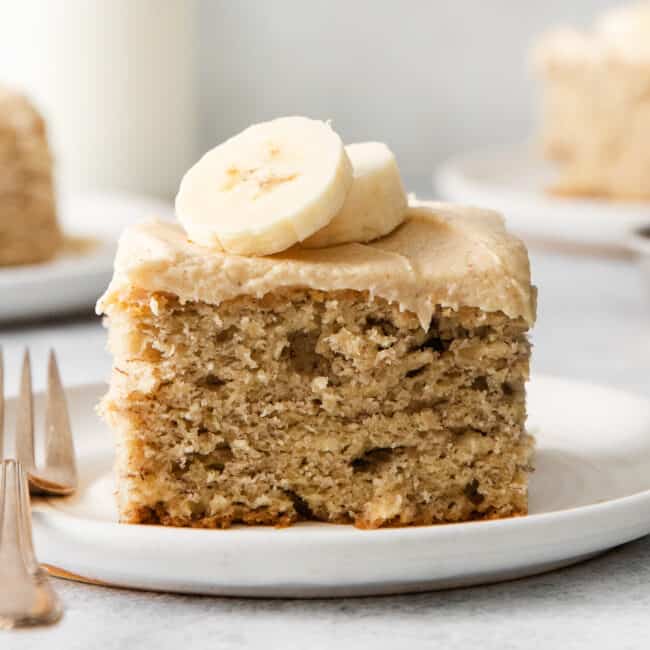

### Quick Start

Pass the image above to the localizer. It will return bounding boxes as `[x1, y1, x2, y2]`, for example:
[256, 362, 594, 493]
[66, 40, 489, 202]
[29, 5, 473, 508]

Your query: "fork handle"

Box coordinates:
[0, 460, 62, 629]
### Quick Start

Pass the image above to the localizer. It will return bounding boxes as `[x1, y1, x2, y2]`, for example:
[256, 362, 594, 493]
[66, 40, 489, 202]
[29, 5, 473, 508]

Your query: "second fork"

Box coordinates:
[11, 350, 78, 496]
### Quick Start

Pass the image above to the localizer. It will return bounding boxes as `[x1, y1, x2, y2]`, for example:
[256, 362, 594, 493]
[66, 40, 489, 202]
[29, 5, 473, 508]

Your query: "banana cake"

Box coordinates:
[0, 86, 61, 266]
[533, 1, 650, 199]
[98, 117, 536, 529]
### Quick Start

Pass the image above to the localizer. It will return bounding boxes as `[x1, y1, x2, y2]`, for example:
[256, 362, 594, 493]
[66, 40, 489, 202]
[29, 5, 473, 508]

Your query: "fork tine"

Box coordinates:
[44, 350, 77, 488]
[0, 347, 4, 460]
[15, 349, 34, 470]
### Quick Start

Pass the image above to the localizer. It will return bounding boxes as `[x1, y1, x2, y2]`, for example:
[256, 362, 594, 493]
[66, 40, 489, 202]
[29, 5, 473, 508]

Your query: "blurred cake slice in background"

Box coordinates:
[533, 2, 650, 199]
[0, 86, 61, 266]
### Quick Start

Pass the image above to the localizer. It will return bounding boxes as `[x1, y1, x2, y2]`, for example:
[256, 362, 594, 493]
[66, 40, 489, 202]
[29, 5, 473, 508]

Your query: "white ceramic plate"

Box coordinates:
[0, 192, 173, 322]
[434, 147, 650, 251]
[25, 376, 650, 598]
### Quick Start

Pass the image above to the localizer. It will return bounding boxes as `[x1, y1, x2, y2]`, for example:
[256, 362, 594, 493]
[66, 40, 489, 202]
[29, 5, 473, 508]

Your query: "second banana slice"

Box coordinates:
[301, 142, 407, 249]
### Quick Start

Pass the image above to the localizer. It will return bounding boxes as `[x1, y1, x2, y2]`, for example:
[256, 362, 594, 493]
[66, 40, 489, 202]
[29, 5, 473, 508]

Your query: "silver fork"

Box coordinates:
[0, 348, 77, 628]
[0, 459, 62, 628]
[14, 350, 77, 496]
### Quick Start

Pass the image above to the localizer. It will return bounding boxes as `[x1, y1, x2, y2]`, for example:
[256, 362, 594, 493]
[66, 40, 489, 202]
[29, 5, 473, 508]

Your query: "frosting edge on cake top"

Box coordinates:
[97, 202, 536, 330]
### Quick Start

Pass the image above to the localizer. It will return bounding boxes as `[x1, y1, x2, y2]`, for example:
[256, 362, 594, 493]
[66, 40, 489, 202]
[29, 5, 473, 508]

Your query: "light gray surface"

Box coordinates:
[9, 536, 650, 650]
[2, 247, 650, 648]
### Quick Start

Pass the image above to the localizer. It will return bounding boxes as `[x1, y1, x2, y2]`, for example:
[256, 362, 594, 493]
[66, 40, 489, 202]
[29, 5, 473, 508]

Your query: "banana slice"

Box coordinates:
[176, 116, 353, 256]
[301, 142, 407, 248]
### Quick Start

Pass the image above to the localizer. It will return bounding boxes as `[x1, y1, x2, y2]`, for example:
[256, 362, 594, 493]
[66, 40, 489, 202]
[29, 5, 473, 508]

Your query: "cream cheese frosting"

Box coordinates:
[535, 2, 650, 66]
[97, 202, 536, 330]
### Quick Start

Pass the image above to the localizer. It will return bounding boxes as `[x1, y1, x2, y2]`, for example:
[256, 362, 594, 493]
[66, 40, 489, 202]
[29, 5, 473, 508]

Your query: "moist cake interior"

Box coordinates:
[102, 287, 533, 529]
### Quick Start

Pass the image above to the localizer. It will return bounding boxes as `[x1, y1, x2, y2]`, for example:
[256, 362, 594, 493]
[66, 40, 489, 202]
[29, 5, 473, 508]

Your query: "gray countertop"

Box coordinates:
[3, 247, 650, 649]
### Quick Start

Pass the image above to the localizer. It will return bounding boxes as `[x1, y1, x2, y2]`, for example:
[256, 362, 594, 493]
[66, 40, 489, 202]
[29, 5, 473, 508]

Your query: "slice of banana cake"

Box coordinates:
[98, 200, 536, 529]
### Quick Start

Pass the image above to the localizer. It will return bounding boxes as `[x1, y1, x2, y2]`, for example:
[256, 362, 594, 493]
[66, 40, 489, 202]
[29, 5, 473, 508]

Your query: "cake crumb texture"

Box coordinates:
[101, 288, 534, 529]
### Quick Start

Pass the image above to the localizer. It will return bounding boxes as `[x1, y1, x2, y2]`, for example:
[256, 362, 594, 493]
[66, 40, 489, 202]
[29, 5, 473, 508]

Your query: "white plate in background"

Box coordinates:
[435, 147, 650, 252]
[25, 375, 650, 597]
[0, 192, 173, 323]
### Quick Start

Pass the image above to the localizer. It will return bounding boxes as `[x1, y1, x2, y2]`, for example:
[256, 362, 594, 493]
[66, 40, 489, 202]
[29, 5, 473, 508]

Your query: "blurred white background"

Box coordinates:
[0, 0, 626, 197]
[199, 0, 622, 194]
[0, 0, 198, 197]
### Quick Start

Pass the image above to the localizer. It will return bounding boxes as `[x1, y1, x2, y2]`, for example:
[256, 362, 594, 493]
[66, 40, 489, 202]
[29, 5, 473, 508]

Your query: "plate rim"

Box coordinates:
[434, 145, 650, 215]
[0, 191, 173, 322]
[434, 145, 650, 250]
[0, 233, 116, 286]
